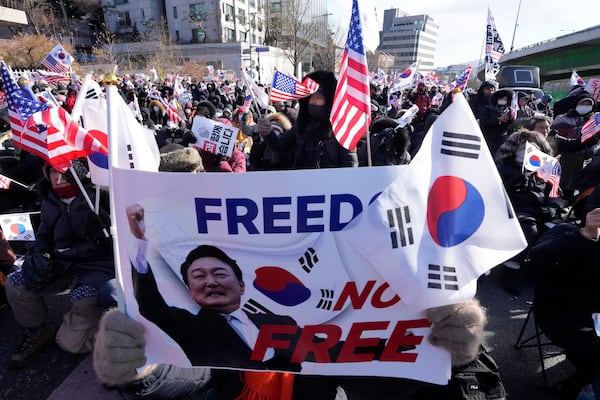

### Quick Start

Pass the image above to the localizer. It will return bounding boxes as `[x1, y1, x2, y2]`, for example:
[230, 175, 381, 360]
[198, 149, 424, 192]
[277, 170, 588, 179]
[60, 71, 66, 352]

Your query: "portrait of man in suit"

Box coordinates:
[126, 203, 305, 371]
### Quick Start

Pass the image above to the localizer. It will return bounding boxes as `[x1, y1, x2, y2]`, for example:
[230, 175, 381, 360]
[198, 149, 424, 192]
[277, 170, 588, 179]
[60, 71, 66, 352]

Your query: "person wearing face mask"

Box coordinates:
[479, 88, 515, 157]
[494, 130, 563, 295]
[550, 95, 599, 201]
[5, 159, 114, 368]
[255, 70, 358, 169]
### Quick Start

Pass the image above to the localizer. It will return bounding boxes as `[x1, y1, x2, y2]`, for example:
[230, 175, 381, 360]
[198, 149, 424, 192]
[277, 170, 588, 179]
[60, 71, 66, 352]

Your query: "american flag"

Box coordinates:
[581, 113, 600, 143]
[37, 70, 69, 84]
[454, 65, 473, 92]
[547, 161, 561, 198]
[1, 61, 49, 137]
[270, 70, 319, 102]
[166, 103, 185, 124]
[22, 106, 108, 172]
[0, 174, 11, 189]
[330, 0, 371, 151]
[239, 94, 252, 113]
[41, 44, 73, 74]
[536, 157, 562, 199]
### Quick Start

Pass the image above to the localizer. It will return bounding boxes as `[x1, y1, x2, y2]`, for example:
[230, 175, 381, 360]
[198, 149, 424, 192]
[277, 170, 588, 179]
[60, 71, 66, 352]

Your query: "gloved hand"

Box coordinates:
[93, 309, 147, 386]
[256, 116, 273, 137]
[425, 299, 487, 366]
[182, 129, 197, 145]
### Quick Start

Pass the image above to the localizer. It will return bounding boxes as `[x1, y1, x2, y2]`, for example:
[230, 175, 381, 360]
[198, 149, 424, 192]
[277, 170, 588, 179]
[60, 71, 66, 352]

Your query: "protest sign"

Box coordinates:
[585, 77, 600, 101]
[111, 96, 526, 384]
[190, 116, 237, 157]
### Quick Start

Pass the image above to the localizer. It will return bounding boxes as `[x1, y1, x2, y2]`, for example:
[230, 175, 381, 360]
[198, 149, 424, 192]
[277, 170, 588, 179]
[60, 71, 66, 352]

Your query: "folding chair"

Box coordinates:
[514, 300, 564, 387]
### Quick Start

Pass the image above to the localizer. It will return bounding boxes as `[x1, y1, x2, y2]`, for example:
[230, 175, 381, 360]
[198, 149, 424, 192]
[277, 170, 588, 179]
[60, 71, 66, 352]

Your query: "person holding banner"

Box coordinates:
[256, 71, 358, 169]
[5, 160, 114, 368]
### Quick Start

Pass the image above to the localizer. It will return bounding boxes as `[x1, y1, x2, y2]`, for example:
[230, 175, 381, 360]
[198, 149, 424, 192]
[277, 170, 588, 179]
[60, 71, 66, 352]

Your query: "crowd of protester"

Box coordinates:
[0, 66, 599, 400]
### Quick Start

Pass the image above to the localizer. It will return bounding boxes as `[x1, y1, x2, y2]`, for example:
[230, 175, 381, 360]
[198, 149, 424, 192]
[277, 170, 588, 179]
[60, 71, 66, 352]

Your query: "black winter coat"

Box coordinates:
[530, 223, 600, 318]
[496, 162, 562, 222]
[263, 121, 358, 169]
[35, 181, 114, 287]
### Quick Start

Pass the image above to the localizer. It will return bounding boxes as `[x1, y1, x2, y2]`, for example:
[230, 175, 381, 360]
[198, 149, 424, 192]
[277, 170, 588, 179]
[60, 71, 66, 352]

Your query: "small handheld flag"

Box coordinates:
[270, 71, 319, 102]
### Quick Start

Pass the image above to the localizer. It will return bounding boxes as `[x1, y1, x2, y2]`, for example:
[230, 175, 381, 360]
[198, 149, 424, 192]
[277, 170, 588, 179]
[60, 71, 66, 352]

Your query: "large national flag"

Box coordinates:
[485, 8, 505, 81]
[23, 106, 108, 172]
[105, 85, 160, 171]
[41, 44, 74, 74]
[389, 62, 419, 93]
[270, 71, 319, 102]
[581, 113, 600, 143]
[337, 94, 527, 309]
[4, 63, 102, 172]
[330, 0, 371, 151]
[569, 70, 585, 87]
[1, 61, 49, 137]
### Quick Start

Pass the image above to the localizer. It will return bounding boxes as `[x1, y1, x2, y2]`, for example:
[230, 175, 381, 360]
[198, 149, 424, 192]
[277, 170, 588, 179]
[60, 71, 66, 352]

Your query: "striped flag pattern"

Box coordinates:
[0, 174, 11, 189]
[41, 44, 73, 74]
[330, 0, 371, 151]
[22, 106, 108, 172]
[270, 71, 319, 102]
[1, 61, 49, 137]
[454, 65, 473, 92]
[547, 161, 561, 198]
[581, 113, 600, 143]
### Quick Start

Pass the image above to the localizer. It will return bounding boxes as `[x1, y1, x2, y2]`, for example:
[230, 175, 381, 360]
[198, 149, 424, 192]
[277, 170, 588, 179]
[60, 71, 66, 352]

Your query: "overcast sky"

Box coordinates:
[329, 0, 599, 67]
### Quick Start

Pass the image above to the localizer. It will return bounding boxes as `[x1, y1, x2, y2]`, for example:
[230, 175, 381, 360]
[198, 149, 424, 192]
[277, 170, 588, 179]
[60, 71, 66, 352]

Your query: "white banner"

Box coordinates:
[110, 96, 525, 384]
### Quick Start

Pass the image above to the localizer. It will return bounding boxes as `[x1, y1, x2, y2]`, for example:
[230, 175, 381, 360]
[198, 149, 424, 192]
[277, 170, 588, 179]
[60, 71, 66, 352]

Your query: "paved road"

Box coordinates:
[0, 266, 572, 400]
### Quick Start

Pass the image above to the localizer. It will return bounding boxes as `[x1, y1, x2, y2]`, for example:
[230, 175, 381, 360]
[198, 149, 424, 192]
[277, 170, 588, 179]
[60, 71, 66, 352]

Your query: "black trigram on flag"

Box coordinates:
[126, 144, 135, 168]
[388, 206, 414, 249]
[440, 131, 481, 159]
[242, 298, 274, 315]
[427, 264, 459, 291]
[315, 289, 335, 310]
[299, 247, 319, 273]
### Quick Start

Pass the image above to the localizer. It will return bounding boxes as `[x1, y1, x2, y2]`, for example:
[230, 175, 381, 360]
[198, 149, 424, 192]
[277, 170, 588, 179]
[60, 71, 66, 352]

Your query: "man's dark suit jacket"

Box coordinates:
[132, 266, 302, 371]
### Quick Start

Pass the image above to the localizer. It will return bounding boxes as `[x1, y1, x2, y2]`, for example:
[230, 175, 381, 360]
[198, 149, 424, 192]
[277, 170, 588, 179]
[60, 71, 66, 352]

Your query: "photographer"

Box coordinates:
[479, 89, 515, 156]
[358, 118, 412, 166]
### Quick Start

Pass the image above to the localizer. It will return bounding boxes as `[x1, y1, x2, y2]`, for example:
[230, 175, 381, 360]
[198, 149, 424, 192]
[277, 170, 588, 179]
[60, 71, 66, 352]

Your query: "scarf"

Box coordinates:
[236, 371, 295, 400]
[52, 184, 79, 198]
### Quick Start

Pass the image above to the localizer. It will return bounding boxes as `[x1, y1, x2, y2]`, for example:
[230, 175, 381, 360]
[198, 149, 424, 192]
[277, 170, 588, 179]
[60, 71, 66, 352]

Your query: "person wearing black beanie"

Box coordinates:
[256, 70, 358, 169]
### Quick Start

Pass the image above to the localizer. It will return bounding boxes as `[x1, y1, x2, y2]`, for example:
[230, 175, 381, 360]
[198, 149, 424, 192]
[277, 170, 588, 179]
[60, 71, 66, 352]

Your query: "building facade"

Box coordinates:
[378, 8, 438, 74]
[100, 0, 330, 81]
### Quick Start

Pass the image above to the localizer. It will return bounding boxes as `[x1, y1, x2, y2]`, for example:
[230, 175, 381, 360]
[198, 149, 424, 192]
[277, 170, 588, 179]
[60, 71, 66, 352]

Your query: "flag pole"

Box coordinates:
[104, 72, 127, 314]
[66, 165, 108, 238]
[0, 175, 34, 190]
[365, 114, 372, 167]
